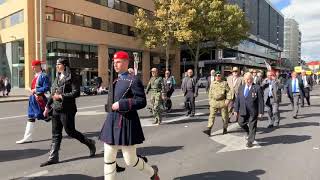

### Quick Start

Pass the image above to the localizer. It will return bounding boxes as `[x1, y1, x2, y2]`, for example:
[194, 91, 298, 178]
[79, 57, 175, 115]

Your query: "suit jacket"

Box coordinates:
[301, 75, 313, 89]
[253, 76, 262, 86]
[261, 79, 282, 103]
[227, 75, 243, 100]
[206, 76, 215, 92]
[234, 84, 264, 117]
[181, 76, 199, 96]
[286, 78, 304, 100]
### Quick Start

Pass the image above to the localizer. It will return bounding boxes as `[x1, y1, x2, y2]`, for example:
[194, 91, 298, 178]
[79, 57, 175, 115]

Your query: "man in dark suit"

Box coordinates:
[301, 70, 312, 107]
[286, 71, 304, 119]
[234, 72, 264, 148]
[261, 71, 282, 128]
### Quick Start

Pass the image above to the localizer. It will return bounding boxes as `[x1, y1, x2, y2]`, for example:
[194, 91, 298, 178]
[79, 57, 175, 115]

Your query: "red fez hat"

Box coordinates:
[31, 60, 41, 66]
[113, 51, 129, 60]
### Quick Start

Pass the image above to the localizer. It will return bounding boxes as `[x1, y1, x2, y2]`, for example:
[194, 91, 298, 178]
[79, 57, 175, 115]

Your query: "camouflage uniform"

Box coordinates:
[204, 80, 232, 136]
[146, 76, 164, 124]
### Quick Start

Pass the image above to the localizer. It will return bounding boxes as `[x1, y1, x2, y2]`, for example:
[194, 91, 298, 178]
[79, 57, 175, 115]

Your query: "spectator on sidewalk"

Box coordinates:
[4, 77, 11, 96]
[0, 76, 5, 97]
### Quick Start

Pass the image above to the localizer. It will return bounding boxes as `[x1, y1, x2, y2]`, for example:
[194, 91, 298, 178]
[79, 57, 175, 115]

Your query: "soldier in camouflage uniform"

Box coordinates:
[203, 71, 232, 136]
[146, 68, 164, 125]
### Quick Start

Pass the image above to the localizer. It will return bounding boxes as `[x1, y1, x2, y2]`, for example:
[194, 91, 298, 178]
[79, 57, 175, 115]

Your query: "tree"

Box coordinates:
[177, 0, 249, 77]
[134, 0, 195, 71]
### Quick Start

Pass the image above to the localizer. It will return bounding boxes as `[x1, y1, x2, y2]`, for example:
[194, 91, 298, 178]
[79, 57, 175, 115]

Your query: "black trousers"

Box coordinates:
[52, 111, 87, 146]
[302, 87, 311, 106]
[185, 91, 195, 115]
[238, 114, 258, 143]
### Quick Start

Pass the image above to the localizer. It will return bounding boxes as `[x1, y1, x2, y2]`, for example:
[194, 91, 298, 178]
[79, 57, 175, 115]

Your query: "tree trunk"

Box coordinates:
[194, 42, 200, 78]
[165, 41, 170, 71]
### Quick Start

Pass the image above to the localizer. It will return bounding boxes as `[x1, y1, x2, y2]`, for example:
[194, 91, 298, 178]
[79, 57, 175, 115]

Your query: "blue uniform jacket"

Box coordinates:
[99, 72, 146, 146]
[28, 72, 50, 120]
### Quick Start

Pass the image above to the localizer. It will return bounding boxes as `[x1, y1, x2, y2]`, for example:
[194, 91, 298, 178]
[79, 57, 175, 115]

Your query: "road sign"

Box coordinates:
[199, 61, 205, 68]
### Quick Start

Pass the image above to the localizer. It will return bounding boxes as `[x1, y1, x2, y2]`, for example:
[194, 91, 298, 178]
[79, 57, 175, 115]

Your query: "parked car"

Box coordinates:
[198, 77, 208, 88]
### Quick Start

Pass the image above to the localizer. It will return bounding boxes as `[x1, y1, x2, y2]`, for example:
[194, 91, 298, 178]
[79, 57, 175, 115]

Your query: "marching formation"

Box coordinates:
[14, 52, 315, 179]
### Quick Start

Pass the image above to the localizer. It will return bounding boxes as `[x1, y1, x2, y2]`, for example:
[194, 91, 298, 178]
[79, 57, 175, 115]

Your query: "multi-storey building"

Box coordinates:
[0, 0, 181, 88]
[282, 18, 301, 67]
[181, 0, 285, 76]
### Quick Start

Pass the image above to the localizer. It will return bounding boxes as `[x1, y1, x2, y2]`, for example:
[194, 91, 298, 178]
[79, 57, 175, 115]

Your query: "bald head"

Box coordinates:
[151, 68, 158, 77]
[187, 69, 193, 77]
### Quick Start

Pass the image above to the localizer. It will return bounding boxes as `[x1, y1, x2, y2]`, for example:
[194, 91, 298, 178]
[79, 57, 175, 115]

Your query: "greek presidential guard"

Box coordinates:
[99, 51, 160, 180]
[146, 68, 164, 125]
[16, 60, 50, 144]
[203, 71, 232, 136]
[261, 71, 282, 128]
[181, 69, 199, 117]
[234, 72, 264, 148]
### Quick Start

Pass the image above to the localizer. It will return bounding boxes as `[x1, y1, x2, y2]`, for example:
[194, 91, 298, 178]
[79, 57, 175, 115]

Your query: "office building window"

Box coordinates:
[63, 11, 73, 24]
[100, 20, 108, 31]
[74, 13, 84, 26]
[108, 0, 114, 8]
[46, 7, 54, 20]
[114, 0, 121, 10]
[84, 16, 92, 27]
[0, 10, 24, 30]
[54, 9, 64, 22]
[46, 6, 135, 37]
[91, 17, 101, 30]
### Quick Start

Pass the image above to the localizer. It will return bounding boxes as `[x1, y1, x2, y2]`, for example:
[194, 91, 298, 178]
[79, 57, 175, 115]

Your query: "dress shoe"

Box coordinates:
[203, 128, 211, 136]
[40, 160, 58, 167]
[293, 116, 298, 119]
[223, 128, 228, 135]
[267, 124, 274, 128]
[246, 142, 254, 148]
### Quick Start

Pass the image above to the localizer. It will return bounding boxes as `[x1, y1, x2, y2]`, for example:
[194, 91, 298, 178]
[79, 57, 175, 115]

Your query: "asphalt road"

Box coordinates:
[1, 88, 320, 180]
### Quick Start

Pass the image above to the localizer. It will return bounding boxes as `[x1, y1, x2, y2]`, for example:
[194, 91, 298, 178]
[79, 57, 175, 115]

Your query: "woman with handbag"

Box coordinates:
[40, 58, 96, 167]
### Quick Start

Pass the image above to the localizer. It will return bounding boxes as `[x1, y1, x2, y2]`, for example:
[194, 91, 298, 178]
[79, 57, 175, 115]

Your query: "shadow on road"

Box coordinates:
[259, 121, 319, 134]
[257, 135, 311, 146]
[135, 145, 183, 157]
[33, 174, 101, 180]
[0, 149, 48, 163]
[299, 113, 320, 118]
[166, 117, 209, 125]
[173, 169, 266, 180]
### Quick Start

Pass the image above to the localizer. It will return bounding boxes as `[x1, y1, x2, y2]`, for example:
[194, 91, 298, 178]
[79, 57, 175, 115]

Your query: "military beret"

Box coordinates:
[113, 51, 129, 60]
[31, 60, 41, 66]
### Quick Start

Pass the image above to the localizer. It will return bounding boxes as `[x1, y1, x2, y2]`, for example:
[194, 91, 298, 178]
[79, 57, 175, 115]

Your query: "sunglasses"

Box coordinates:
[216, 74, 221, 77]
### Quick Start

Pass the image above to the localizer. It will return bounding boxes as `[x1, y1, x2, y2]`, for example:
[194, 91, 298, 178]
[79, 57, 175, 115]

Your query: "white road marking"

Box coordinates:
[179, 99, 209, 106]
[77, 111, 106, 116]
[0, 92, 207, 120]
[210, 123, 261, 153]
[141, 112, 206, 127]
[21, 170, 49, 179]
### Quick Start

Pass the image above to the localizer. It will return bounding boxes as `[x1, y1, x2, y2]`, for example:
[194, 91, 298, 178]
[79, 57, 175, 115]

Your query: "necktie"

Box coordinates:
[244, 86, 249, 97]
[269, 81, 273, 97]
[293, 79, 297, 93]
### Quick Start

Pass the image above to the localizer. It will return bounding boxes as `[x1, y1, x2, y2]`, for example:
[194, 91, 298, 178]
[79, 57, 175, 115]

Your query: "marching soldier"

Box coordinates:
[203, 71, 232, 136]
[99, 51, 160, 180]
[146, 68, 164, 125]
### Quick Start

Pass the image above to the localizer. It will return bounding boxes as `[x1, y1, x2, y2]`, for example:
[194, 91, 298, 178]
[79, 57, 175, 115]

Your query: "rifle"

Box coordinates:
[105, 61, 114, 112]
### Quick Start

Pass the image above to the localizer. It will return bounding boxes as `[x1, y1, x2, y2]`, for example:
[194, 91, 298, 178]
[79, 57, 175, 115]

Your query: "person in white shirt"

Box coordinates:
[206, 69, 216, 93]
[301, 70, 312, 106]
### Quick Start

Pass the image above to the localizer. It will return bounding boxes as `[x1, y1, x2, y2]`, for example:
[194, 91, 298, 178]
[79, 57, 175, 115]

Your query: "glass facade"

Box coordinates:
[0, 41, 25, 88]
[45, 7, 135, 37]
[0, 10, 24, 30]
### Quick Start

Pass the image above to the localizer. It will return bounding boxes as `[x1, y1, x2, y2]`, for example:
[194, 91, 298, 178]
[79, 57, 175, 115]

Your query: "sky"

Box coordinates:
[270, 0, 320, 61]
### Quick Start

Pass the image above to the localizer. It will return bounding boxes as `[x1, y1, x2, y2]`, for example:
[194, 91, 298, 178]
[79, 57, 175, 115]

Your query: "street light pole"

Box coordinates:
[133, 52, 140, 76]
[182, 58, 186, 73]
